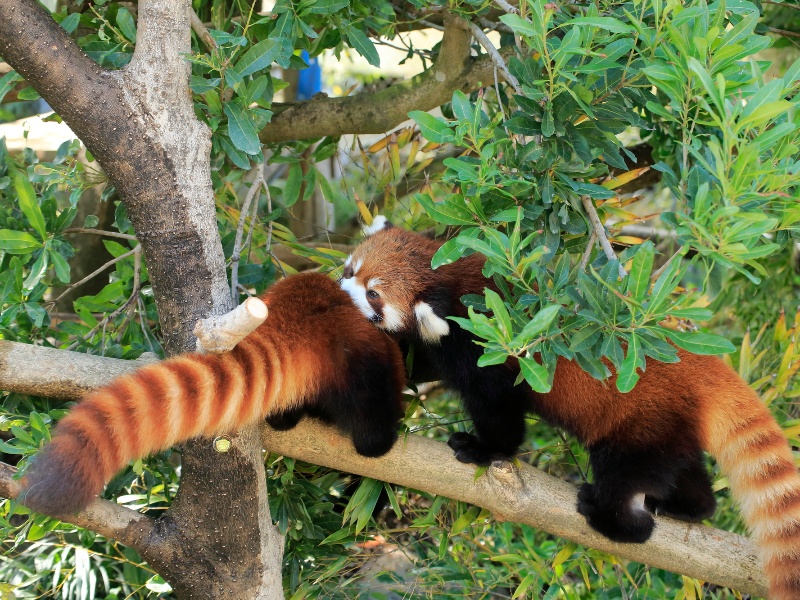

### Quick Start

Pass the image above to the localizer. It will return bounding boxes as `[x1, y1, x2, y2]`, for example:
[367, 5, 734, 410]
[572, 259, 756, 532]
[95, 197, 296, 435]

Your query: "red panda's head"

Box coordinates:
[340, 217, 455, 343]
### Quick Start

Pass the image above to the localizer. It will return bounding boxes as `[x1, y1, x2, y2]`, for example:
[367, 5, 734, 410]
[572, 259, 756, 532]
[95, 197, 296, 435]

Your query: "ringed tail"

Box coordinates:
[702, 380, 800, 599]
[19, 337, 281, 516]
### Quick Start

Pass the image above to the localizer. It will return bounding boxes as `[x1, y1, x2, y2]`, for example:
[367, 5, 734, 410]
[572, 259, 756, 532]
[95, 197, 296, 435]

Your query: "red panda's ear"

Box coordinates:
[362, 215, 392, 237]
[413, 301, 450, 343]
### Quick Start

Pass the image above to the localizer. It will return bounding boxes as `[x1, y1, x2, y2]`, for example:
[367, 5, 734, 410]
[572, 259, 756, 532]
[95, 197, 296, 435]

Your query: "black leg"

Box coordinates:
[644, 453, 716, 522]
[333, 362, 403, 458]
[578, 443, 696, 543]
[447, 367, 529, 466]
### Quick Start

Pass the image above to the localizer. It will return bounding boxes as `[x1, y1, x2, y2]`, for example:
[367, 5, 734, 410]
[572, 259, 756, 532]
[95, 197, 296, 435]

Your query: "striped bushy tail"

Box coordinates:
[703, 383, 800, 599]
[19, 338, 274, 516]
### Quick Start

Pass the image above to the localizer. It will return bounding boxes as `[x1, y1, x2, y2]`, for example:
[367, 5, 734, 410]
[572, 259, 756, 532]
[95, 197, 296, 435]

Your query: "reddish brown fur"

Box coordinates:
[347, 226, 800, 600]
[19, 273, 405, 517]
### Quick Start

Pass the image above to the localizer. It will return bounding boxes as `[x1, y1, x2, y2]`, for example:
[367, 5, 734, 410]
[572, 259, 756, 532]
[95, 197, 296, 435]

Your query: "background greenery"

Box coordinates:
[0, 0, 799, 597]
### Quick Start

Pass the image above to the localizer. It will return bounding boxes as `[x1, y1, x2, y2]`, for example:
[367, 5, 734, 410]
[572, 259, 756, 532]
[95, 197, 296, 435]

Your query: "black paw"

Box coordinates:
[353, 430, 397, 458]
[447, 432, 505, 467]
[577, 484, 654, 544]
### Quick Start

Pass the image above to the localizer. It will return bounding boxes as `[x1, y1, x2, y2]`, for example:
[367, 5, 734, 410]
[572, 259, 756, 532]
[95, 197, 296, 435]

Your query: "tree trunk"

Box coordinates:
[0, 1, 283, 597]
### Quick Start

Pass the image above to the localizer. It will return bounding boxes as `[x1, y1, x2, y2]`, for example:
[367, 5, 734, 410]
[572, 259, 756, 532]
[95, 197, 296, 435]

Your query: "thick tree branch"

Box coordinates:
[0, 340, 768, 597]
[259, 14, 516, 143]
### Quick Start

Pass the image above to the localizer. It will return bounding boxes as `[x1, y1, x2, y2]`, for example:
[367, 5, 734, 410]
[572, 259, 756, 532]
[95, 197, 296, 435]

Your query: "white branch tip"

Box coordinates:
[194, 297, 268, 354]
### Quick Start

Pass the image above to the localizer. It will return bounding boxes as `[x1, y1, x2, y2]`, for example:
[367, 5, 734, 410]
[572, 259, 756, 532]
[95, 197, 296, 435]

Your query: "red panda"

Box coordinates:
[341, 218, 800, 600]
[19, 273, 405, 517]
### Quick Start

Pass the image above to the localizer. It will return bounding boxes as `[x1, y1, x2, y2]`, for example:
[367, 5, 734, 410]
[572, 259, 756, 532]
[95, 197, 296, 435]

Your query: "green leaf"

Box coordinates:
[218, 135, 251, 169]
[49, 248, 71, 283]
[450, 505, 481, 535]
[11, 425, 36, 447]
[0, 229, 42, 254]
[626, 241, 654, 304]
[0, 70, 23, 105]
[283, 163, 302, 207]
[458, 237, 507, 265]
[13, 171, 47, 240]
[499, 14, 538, 37]
[144, 575, 173, 594]
[415, 193, 474, 226]
[738, 100, 793, 129]
[569, 324, 602, 353]
[234, 39, 281, 78]
[431, 238, 464, 269]
[658, 328, 735, 355]
[668, 307, 713, 320]
[307, 0, 350, 13]
[116, 7, 137, 43]
[564, 16, 634, 34]
[409, 111, 453, 144]
[23, 250, 48, 291]
[490, 553, 530, 564]
[224, 102, 261, 155]
[478, 351, 509, 367]
[345, 27, 380, 67]
[485, 288, 513, 339]
[519, 304, 560, 340]
[617, 333, 640, 392]
[16, 87, 40, 101]
[60, 12, 80, 34]
[519, 356, 552, 393]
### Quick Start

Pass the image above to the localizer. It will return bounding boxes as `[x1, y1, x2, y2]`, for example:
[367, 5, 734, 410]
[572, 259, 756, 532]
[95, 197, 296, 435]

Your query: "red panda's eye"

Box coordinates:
[367, 290, 379, 299]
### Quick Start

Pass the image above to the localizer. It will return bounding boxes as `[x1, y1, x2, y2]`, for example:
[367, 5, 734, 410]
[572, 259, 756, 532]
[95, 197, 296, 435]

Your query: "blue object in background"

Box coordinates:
[296, 50, 322, 100]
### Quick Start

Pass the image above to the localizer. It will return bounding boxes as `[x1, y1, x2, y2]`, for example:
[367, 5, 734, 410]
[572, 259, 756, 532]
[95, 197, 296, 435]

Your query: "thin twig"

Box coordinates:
[579, 230, 597, 271]
[115, 246, 142, 342]
[49, 246, 139, 307]
[190, 7, 217, 51]
[230, 164, 265, 302]
[580, 195, 627, 278]
[67, 247, 143, 351]
[557, 430, 587, 482]
[242, 182, 260, 264]
[478, 16, 514, 35]
[64, 228, 137, 241]
[763, 0, 800, 9]
[137, 295, 157, 354]
[494, 0, 519, 14]
[417, 17, 446, 31]
[650, 247, 684, 282]
[267, 250, 287, 278]
[263, 174, 276, 256]
[469, 22, 522, 94]
[765, 26, 800, 39]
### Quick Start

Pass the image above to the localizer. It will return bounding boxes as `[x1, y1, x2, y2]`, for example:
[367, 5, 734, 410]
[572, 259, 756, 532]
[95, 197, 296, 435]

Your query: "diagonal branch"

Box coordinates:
[259, 13, 517, 143]
[0, 339, 767, 597]
[0, 462, 158, 549]
[581, 195, 628, 278]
